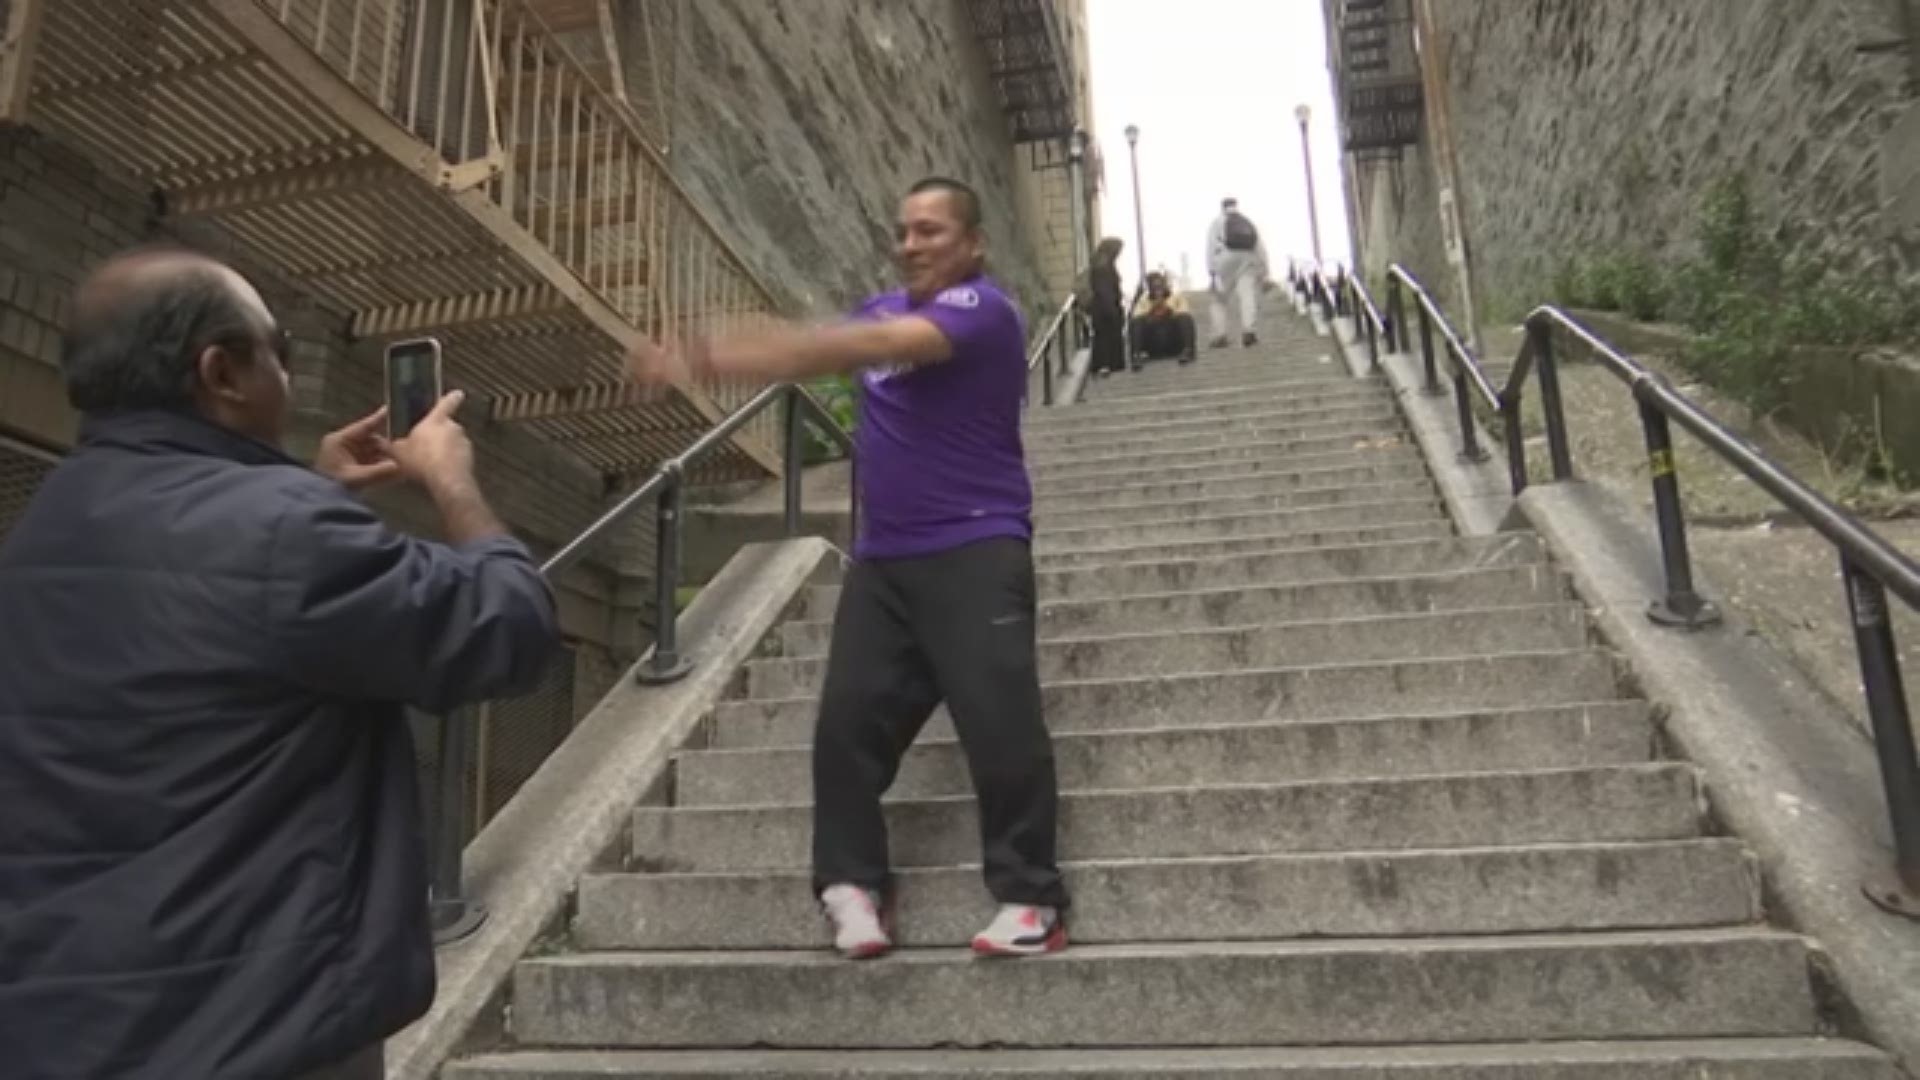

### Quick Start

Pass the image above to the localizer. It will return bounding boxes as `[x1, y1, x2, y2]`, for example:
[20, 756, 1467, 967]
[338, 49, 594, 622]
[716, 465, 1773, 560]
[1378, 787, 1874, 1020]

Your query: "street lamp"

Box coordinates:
[1296, 104, 1323, 265]
[1123, 124, 1147, 289]
[1067, 127, 1090, 279]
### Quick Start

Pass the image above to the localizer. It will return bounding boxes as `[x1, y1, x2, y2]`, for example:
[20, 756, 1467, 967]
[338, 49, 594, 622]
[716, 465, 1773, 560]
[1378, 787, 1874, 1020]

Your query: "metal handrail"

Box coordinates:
[1328, 258, 1920, 920]
[1026, 293, 1083, 407]
[428, 378, 856, 944]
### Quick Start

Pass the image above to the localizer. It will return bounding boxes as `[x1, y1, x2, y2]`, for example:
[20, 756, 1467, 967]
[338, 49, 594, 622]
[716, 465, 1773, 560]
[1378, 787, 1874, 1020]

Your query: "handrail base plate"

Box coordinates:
[1863, 872, 1920, 922]
[431, 900, 489, 947]
[635, 654, 695, 685]
[1648, 597, 1724, 631]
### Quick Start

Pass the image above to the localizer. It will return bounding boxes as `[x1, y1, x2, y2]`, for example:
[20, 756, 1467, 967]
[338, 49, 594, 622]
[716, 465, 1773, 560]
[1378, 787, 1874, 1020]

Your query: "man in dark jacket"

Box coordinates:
[0, 248, 560, 1079]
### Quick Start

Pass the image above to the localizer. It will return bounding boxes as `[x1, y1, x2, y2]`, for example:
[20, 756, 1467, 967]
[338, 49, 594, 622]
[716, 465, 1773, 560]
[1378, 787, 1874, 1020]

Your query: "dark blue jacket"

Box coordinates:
[0, 411, 559, 1079]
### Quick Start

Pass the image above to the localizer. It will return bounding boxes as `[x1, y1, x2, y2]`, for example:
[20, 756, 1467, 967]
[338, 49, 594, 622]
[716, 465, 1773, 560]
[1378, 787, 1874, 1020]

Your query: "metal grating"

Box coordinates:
[0, 434, 57, 541]
[966, 0, 1077, 144]
[477, 641, 577, 824]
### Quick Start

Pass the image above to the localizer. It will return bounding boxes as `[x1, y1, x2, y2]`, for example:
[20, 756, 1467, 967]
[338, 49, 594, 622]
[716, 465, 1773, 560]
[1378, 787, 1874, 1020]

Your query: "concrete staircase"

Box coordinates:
[449, 312, 1899, 1077]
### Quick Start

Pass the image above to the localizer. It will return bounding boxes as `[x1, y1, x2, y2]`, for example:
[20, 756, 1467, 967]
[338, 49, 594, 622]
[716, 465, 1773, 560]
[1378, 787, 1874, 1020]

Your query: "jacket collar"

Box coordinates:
[77, 409, 300, 469]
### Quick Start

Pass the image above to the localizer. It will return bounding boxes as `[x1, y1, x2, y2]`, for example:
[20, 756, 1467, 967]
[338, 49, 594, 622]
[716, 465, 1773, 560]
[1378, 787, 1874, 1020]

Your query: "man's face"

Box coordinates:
[896, 190, 983, 300]
[200, 269, 292, 446]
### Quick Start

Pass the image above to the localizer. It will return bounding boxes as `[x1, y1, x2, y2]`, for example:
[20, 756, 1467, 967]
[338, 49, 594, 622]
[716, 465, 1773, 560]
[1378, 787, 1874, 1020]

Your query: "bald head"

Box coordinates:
[62, 248, 270, 414]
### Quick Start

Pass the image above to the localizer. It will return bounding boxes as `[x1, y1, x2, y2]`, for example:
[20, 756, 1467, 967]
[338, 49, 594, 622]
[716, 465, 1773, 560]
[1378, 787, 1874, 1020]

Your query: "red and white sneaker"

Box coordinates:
[970, 904, 1066, 957]
[820, 884, 892, 960]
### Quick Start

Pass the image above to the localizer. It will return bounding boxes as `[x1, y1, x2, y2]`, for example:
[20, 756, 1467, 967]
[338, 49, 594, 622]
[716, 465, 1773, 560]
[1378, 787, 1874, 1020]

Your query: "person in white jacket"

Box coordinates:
[1206, 197, 1270, 348]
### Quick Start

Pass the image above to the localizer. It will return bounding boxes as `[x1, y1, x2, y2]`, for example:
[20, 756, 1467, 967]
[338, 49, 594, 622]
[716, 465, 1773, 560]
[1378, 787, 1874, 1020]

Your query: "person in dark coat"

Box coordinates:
[1087, 236, 1127, 376]
[0, 248, 560, 1079]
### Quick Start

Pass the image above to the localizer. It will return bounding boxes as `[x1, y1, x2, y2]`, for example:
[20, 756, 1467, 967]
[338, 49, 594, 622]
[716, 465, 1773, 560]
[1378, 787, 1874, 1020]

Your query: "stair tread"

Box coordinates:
[594, 838, 1744, 881]
[647, 761, 1692, 814]
[529, 926, 1803, 967]
[454, 1038, 1897, 1075]
[732, 646, 1610, 709]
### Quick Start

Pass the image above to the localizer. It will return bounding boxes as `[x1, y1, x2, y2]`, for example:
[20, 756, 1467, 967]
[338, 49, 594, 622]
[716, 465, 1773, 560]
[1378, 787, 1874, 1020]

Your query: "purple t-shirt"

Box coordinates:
[850, 274, 1032, 560]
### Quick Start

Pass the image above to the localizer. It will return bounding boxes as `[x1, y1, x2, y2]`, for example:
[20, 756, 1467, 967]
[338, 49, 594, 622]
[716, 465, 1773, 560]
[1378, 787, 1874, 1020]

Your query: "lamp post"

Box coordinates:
[1124, 124, 1147, 288]
[1067, 127, 1089, 282]
[1296, 104, 1323, 265]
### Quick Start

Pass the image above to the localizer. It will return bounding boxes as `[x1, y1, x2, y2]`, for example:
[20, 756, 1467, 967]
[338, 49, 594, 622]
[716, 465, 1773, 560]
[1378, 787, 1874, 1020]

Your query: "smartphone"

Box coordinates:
[384, 337, 444, 440]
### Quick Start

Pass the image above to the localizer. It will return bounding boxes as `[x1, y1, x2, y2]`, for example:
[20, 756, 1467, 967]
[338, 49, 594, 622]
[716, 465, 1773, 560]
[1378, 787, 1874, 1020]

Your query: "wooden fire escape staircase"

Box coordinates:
[0, 0, 779, 484]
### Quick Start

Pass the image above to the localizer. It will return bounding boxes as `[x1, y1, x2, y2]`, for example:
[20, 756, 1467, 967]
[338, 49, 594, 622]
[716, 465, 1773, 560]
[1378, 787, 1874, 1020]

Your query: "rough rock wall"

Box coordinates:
[641, 0, 1052, 320]
[1355, 0, 1919, 317]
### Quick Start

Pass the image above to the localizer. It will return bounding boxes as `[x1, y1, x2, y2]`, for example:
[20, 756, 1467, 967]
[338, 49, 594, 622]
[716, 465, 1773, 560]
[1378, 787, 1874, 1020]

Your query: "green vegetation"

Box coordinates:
[801, 374, 857, 464]
[1550, 176, 1920, 414]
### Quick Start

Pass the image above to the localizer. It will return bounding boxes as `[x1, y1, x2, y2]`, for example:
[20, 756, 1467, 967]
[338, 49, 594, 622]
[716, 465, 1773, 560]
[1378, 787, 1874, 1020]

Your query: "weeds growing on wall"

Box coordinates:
[800, 374, 857, 465]
[1551, 176, 1920, 414]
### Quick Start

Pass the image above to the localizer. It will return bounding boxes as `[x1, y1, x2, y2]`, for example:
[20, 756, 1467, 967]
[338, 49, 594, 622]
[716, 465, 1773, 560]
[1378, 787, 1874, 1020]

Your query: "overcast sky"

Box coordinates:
[1086, 0, 1355, 293]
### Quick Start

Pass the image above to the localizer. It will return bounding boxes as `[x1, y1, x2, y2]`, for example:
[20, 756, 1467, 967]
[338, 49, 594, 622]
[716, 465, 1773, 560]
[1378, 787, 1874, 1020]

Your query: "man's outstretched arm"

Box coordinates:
[630, 315, 955, 386]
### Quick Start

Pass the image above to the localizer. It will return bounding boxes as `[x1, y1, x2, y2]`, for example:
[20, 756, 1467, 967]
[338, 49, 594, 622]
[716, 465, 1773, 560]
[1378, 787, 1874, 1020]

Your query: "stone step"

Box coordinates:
[1033, 456, 1430, 507]
[632, 764, 1699, 872]
[1089, 372, 1362, 404]
[1023, 383, 1391, 430]
[580, 838, 1752, 950]
[509, 929, 1808, 1049]
[1032, 530, 1533, 589]
[1026, 433, 1413, 482]
[749, 603, 1589, 699]
[1089, 364, 1356, 394]
[1028, 417, 1411, 460]
[1033, 520, 1455, 570]
[1031, 533, 1548, 604]
[799, 561, 1565, 633]
[1023, 404, 1402, 450]
[452, 1040, 1899, 1079]
[1033, 497, 1448, 554]
[682, 699, 1650, 804]
[711, 649, 1618, 746]
[1037, 479, 1440, 532]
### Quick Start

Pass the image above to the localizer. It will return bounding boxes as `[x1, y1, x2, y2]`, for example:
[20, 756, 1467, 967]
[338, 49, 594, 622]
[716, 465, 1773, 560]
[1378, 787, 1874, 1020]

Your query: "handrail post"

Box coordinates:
[1363, 300, 1381, 373]
[429, 706, 486, 945]
[1529, 314, 1574, 481]
[1451, 359, 1489, 463]
[1416, 303, 1443, 396]
[782, 387, 804, 536]
[1843, 558, 1920, 919]
[1044, 329, 1057, 406]
[636, 472, 695, 684]
[1637, 395, 1722, 630]
[1501, 394, 1529, 495]
[1385, 277, 1401, 353]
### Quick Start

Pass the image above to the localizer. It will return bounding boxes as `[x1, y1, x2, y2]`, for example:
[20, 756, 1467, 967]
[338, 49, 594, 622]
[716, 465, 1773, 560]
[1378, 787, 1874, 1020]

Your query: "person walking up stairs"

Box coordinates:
[451, 297, 1901, 1077]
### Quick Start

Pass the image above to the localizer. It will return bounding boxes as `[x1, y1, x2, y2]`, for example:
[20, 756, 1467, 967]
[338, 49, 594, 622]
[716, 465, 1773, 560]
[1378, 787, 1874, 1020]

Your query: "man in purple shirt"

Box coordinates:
[628, 177, 1067, 959]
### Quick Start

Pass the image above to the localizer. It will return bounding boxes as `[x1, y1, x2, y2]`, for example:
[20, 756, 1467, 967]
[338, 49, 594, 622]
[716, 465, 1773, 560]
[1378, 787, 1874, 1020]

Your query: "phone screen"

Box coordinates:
[386, 340, 441, 439]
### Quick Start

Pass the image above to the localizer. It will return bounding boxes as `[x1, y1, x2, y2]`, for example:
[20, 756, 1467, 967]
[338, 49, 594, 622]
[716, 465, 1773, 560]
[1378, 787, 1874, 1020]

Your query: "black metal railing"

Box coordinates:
[427, 381, 855, 944]
[1027, 293, 1085, 407]
[1314, 258, 1920, 920]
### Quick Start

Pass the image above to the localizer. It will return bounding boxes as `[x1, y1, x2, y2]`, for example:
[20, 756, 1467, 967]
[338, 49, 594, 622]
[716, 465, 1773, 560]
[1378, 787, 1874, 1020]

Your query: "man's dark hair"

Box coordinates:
[62, 248, 261, 413]
[908, 176, 984, 232]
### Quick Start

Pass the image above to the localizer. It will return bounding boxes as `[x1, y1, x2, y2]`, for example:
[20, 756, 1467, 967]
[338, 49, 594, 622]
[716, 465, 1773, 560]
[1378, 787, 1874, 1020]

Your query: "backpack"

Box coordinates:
[1223, 211, 1259, 252]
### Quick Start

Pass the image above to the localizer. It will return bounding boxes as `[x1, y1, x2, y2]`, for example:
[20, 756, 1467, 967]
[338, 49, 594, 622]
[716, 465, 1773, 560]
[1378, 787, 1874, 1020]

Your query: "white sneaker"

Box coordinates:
[971, 903, 1066, 957]
[820, 884, 891, 960]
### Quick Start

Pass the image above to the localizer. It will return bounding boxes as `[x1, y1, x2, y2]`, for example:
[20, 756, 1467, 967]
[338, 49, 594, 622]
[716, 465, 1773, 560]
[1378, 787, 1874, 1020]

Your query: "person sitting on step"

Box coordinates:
[1129, 271, 1197, 365]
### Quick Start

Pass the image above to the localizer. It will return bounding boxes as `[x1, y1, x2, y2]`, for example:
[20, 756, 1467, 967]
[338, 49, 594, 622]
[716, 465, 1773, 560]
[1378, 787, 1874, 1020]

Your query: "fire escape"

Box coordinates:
[966, 0, 1078, 145]
[0, 0, 778, 483]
